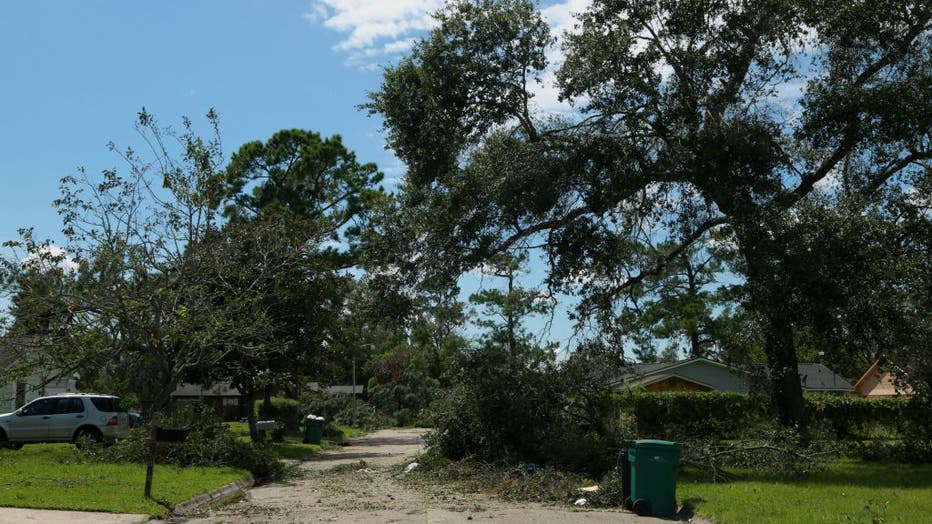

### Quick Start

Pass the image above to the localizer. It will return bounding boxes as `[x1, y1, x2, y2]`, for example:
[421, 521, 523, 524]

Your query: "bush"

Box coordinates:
[300, 392, 395, 430]
[615, 390, 923, 442]
[426, 343, 584, 467]
[615, 390, 772, 440]
[807, 395, 908, 440]
[103, 402, 285, 482]
[256, 396, 302, 432]
[845, 439, 932, 463]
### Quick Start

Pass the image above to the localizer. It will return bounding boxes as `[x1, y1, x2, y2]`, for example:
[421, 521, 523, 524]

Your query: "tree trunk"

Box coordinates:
[760, 307, 807, 431]
[738, 224, 808, 434]
[244, 389, 259, 442]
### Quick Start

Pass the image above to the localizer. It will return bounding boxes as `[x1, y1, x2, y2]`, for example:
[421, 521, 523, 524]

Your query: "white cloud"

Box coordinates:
[305, 0, 444, 68]
[306, 0, 592, 74]
[21, 245, 79, 275]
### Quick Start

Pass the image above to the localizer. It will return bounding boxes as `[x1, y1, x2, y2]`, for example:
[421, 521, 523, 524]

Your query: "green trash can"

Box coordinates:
[623, 439, 682, 517]
[303, 415, 325, 444]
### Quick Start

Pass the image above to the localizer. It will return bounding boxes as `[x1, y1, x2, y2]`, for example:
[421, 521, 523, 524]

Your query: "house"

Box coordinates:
[853, 360, 913, 398]
[171, 382, 248, 420]
[615, 358, 751, 393]
[0, 343, 78, 412]
[308, 382, 364, 396]
[616, 357, 855, 394]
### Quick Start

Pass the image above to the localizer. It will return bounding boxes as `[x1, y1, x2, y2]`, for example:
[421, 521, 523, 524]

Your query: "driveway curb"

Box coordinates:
[172, 475, 254, 516]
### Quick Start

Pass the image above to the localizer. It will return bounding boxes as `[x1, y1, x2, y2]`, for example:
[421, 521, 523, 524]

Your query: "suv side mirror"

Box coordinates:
[15, 409, 23, 417]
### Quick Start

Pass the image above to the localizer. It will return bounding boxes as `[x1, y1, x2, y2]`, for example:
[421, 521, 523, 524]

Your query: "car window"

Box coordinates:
[20, 398, 56, 416]
[90, 397, 123, 412]
[53, 397, 85, 414]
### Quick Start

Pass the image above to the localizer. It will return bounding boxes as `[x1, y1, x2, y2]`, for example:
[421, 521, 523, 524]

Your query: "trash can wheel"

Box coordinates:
[632, 498, 650, 517]
[623, 497, 633, 511]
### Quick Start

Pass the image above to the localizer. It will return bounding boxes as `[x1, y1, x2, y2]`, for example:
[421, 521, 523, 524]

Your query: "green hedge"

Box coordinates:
[256, 396, 302, 432]
[809, 394, 931, 440]
[615, 391, 926, 441]
[616, 391, 771, 439]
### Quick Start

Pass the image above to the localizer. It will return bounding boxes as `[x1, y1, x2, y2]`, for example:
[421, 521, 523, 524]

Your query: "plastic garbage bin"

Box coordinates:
[303, 415, 325, 444]
[622, 439, 682, 517]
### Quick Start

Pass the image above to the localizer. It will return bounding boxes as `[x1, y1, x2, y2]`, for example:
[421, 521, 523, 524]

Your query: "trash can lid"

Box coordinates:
[633, 439, 681, 449]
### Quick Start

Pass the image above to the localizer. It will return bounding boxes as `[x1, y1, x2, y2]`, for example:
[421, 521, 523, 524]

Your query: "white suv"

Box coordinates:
[0, 394, 130, 449]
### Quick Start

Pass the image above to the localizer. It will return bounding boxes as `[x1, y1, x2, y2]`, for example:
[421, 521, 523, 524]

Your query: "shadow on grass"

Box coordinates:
[678, 496, 707, 520]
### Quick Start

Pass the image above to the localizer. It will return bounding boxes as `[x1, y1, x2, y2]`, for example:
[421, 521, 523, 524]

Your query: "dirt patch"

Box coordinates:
[181, 428, 702, 523]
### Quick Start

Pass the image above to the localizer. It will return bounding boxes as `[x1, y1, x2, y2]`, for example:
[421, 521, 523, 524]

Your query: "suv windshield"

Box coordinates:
[90, 397, 123, 412]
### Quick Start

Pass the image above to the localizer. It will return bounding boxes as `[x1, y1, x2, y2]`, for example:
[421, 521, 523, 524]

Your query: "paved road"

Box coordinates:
[0, 508, 148, 524]
[184, 428, 700, 523]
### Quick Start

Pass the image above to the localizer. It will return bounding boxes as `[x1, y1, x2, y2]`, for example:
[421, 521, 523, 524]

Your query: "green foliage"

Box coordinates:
[370, 0, 932, 432]
[368, 343, 446, 426]
[300, 393, 394, 430]
[617, 391, 773, 440]
[426, 341, 620, 475]
[1, 110, 240, 410]
[256, 396, 302, 432]
[106, 403, 285, 482]
[615, 391, 927, 443]
[425, 346, 563, 464]
[223, 129, 384, 232]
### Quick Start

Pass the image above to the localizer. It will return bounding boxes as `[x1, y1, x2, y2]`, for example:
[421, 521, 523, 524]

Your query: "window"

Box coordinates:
[54, 397, 85, 414]
[90, 397, 123, 412]
[20, 398, 56, 416]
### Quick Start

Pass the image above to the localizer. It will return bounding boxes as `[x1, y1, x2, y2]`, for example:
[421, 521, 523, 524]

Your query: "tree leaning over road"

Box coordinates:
[367, 0, 932, 431]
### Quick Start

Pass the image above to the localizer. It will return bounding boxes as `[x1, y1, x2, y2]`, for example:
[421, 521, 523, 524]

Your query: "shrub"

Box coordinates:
[256, 396, 302, 432]
[614, 390, 922, 442]
[300, 392, 395, 430]
[615, 390, 772, 440]
[426, 344, 578, 467]
[103, 402, 285, 482]
[845, 439, 932, 463]
[807, 395, 907, 440]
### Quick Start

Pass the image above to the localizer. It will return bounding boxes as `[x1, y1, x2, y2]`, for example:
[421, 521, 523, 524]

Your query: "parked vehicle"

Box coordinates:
[0, 393, 130, 449]
[127, 411, 145, 428]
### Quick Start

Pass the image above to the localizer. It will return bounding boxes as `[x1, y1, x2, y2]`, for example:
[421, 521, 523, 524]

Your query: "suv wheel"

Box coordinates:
[0, 429, 21, 450]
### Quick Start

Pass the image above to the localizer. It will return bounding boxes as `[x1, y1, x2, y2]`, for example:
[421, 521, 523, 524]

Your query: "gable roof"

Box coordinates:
[853, 360, 912, 396]
[797, 363, 854, 392]
[617, 357, 854, 393]
[634, 372, 718, 391]
[854, 360, 882, 392]
[617, 357, 751, 393]
[621, 357, 738, 379]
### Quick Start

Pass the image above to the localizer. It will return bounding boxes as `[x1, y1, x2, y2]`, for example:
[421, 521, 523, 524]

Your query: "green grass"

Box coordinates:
[334, 424, 367, 440]
[679, 459, 932, 524]
[0, 444, 248, 516]
[224, 421, 368, 459]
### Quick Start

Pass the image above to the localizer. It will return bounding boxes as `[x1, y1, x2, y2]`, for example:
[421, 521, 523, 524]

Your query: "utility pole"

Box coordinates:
[352, 357, 357, 428]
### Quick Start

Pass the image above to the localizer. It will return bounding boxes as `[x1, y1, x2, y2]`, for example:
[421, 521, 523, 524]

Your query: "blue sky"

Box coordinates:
[0, 1, 401, 242]
[0, 1, 588, 347]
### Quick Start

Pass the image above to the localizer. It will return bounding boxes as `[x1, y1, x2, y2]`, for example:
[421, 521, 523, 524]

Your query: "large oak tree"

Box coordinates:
[368, 0, 931, 430]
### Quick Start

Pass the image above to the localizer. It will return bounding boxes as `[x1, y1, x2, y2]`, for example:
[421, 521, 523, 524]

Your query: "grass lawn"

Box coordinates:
[225, 421, 367, 460]
[0, 444, 248, 516]
[679, 459, 932, 524]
